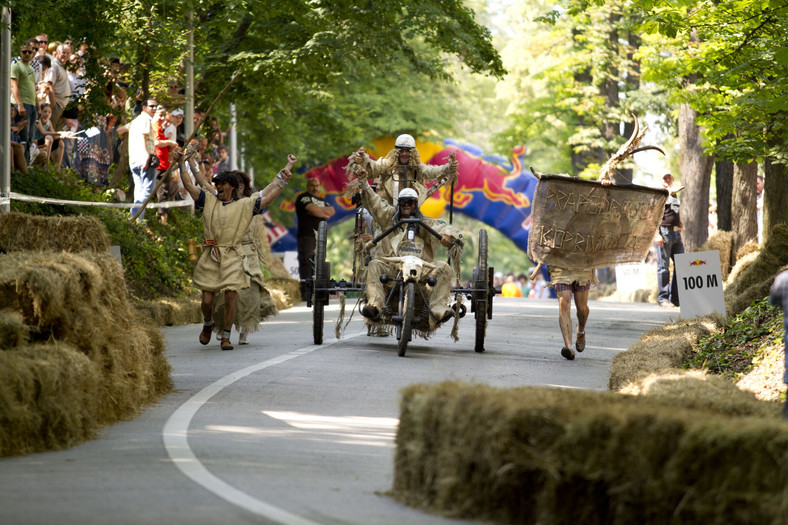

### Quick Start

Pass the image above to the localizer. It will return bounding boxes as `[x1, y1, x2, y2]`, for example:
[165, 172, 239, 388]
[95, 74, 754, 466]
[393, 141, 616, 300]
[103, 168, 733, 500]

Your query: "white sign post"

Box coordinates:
[674, 250, 726, 318]
[615, 263, 649, 295]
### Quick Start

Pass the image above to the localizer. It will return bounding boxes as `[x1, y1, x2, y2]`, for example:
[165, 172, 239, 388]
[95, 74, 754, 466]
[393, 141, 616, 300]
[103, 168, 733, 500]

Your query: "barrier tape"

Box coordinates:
[6, 192, 195, 209]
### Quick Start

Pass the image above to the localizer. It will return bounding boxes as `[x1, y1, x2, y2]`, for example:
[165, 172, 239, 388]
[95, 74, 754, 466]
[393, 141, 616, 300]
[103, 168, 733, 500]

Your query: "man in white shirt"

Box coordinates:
[127, 98, 158, 222]
[44, 43, 71, 131]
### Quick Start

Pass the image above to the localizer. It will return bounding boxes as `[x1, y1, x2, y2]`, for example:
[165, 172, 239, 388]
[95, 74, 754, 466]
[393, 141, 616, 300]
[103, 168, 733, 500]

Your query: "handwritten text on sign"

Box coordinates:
[528, 175, 668, 270]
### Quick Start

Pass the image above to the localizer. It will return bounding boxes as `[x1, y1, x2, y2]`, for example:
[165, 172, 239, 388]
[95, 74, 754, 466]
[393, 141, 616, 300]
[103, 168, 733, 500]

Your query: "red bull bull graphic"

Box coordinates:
[689, 259, 707, 266]
[270, 139, 539, 255]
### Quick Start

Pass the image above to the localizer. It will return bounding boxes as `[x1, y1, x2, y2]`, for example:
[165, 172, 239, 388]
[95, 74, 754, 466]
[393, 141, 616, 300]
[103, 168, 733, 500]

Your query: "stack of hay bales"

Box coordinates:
[392, 226, 788, 524]
[723, 224, 788, 316]
[0, 213, 172, 457]
[394, 381, 785, 524]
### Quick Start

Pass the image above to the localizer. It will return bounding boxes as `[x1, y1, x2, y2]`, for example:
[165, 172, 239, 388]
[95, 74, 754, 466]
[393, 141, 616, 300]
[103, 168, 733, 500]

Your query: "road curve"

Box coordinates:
[0, 298, 678, 525]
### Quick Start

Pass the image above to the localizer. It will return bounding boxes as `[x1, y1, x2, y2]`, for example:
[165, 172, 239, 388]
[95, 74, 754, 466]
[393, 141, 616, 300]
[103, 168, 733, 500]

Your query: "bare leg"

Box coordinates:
[223, 290, 237, 332]
[556, 289, 574, 348]
[199, 291, 215, 345]
[51, 140, 64, 168]
[201, 291, 215, 323]
[573, 289, 590, 333]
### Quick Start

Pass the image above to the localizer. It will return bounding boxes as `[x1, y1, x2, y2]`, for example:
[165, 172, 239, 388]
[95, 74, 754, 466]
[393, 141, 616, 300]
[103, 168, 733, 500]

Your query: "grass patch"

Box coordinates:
[685, 298, 783, 381]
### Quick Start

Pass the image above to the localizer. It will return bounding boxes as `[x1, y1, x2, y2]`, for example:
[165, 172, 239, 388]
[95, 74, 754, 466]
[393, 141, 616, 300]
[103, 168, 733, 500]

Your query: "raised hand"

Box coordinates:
[285, 153, 297, 171]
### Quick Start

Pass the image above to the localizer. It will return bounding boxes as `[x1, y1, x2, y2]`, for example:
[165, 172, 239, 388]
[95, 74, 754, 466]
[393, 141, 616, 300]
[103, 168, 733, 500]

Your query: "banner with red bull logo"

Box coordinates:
[270, 138, 539, 255]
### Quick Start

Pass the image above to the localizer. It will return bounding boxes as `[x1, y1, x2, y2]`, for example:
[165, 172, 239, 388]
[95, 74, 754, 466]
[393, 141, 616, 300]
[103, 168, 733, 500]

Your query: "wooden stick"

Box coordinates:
[129, 70, 243, 221]
[529, 263, 543, 282]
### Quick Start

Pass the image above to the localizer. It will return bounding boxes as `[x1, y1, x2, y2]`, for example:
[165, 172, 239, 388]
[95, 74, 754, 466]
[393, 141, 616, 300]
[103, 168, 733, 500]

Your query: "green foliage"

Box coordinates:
[632, 0, 788, 163]
[10, 166, 202, 300]
[685, 298, 783, 380]
[494, 0, 656, 176]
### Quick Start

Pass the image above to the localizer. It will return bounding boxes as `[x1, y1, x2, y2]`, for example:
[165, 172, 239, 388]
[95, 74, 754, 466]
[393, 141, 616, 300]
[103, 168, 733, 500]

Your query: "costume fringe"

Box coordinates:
[335, 292, 346, 339]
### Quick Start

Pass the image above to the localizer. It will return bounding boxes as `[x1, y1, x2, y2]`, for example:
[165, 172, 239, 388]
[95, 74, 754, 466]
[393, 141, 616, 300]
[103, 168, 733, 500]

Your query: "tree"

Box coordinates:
[630, 0, 788, 242]
[678, 102, 713, 251]
[731, 160, 758, 254]
[497, 0, 653, 179]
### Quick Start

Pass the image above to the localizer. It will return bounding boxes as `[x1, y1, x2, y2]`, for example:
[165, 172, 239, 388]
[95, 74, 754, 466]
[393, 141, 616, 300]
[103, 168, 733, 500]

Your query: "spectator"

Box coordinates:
[36, 55, 54, 107]
[152, 106, 180, 224]
[216, 144, 230, 173]
[44, 43, 71, 131]
[208, 116, 223, 154]
[73, 115, 112, 187]
[125, 98, 158, 222]
[295, 177, 335, 299]
[33, 103, 65, 167]
[10, 42, 38, 164]
[171, 108, 185, 147]
[655, 173, 684, 308]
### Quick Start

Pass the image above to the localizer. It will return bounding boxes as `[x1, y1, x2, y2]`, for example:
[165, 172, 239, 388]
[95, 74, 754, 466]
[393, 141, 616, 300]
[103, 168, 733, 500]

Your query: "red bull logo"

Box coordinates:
[433, 147, 531, 209]
[689, 259, 707, 266]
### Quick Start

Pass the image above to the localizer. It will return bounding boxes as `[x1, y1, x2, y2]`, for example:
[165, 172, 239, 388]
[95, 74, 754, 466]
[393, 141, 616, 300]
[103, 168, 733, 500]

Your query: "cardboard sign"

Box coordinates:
[528, 175, 668, 270]
[615, 263, 649, 294]
[674, 250, 726, 318]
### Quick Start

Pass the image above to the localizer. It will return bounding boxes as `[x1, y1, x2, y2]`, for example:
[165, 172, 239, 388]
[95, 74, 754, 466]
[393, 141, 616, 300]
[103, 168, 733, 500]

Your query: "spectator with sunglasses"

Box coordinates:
[123, 98, 159, 221]
[10, 42, 38, 164]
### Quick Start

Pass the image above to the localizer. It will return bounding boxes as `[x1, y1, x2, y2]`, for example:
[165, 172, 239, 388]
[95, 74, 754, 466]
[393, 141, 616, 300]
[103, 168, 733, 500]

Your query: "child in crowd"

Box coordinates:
[34, 103, 65, 167]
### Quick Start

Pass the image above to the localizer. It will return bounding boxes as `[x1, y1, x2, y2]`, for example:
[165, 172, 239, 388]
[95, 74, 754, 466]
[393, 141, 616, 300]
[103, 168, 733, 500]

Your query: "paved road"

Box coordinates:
[0, 298, 677, 525]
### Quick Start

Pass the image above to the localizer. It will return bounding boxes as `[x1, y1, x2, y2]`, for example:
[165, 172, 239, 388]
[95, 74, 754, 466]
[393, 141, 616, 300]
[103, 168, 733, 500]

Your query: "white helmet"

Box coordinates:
[398, 188, 418, 201]
[395, 134, 416, 149]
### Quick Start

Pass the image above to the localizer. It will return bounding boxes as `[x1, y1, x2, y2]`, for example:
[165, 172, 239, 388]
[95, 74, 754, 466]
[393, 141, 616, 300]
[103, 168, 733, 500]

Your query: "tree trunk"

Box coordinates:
[678, 103, 714, 251]
[715, 156, 733, 231]
[731, 160, 757, 254]
[571, 28, 598, 176]
[763, 157, 788, 243]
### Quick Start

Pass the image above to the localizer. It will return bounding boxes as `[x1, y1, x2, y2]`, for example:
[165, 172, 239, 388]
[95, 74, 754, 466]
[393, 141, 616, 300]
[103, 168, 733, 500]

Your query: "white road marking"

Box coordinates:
[163, 333, 364, 525]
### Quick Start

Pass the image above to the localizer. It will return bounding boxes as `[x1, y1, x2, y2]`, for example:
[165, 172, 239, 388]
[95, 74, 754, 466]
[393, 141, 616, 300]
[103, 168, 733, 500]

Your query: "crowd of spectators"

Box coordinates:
[9, 32, 233, 222]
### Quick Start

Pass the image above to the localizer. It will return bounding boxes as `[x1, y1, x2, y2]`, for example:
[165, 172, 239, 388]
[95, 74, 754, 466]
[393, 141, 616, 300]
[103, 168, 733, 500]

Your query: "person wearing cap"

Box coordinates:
[348, 133, 458, 205]
[655, 172, 684, 308]
[171, 108, 185, 147]
[356, 175, 462, 325]
[176, 150, 295, 351]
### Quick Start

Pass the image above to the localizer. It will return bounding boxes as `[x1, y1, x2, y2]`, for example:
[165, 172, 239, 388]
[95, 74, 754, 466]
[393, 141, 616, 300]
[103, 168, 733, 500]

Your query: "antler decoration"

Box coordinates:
[599, 113, 665, 182]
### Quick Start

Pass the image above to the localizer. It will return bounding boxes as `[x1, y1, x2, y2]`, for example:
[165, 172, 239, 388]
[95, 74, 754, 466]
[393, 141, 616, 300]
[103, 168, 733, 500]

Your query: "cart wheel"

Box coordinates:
[474, 229, 488, 353]
[313, 221, 328, 345]
[397, 282, 415, 357]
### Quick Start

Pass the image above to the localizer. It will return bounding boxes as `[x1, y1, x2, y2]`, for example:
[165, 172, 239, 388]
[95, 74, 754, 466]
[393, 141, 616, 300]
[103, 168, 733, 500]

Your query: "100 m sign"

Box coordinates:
[682, 274, 719, 290]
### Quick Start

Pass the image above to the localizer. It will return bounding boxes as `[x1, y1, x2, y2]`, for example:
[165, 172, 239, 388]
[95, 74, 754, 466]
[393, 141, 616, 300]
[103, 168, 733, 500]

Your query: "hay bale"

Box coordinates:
[265, 277, 302, 308]
[393, 381, 788, 525]
[699, 230, 734, 280]
[724, 224, 788, 316]
[0, 308, 29, 348]
[134, 294, 202, 326]
[0, 212, 111, 253]
[735, 239, 760, 261]
[0, 342, 103, 456]
[619, 369, 779, 418]
[608, 316, 722, 391]
[0, 250, 172, 457]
